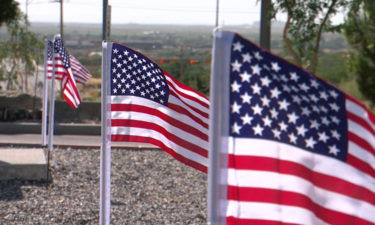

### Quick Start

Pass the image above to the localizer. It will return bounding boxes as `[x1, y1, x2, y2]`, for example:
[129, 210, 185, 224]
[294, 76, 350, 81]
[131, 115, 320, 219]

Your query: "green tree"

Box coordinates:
[75, 54, 101, 78]
[316, 51, 349, 84]
[0, 0, 20, 26]
[344, 0, 375, 105]
[0, 14, 43, 91]
[161, 60, 210, 96]
[158, 49, 210, 95]
[271, 0, 349, 73]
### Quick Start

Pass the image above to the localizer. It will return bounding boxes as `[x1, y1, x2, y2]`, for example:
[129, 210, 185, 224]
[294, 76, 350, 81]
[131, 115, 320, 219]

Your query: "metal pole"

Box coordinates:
[42, 40, 49, 146]
[106, 5, 111, 41]
[46, 36, 58, 181]
[100, 42, 112, 225]
[47, 38, 56, 152]
[60, 0, 64, 40]
[260, 0, 271, 49]
[208, 29, 232, 225]
[215, 0, 220, 27]
[102, 0, 108, 41]
[26, 0, 29, 18]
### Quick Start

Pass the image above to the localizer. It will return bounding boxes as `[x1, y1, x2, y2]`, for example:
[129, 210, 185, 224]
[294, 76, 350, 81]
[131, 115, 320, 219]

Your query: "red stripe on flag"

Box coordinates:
[346, 94, 375, 126]
[347, 154, 375, 178]
[110, 104, 208, 141]
[164, 72, 209, 105]
[61, 71, 81, 109]
[111, 119, 208, 157]
[167, 80, 209, 109]
[167, 103, 208, 129]
[54, 65, 65, 69]
[227, 186, 374, 225]
[228, 154, 375, 205]
[47, 75, 63, 80]
[227, 217, 300, 225]
[348, 132, 375, 157]
[169, 91, 209, 118]
[110, 134, 207, 173]
[55, 71, 67, 76]
[69, 55, 92, 85]
[63, 95, 77, 109]
[64, 79, 81, 101]
[347, 111, 375, 136]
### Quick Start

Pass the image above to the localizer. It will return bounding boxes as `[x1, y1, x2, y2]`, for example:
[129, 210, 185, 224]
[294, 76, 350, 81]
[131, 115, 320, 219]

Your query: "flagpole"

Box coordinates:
[48, 37, 57, 153]
[100, 41, 112, 225]
[102, 0, 108, 41]
[215, 0, 219, 27]
[46, 36, 58, 182]
[42, 40, 49, 146]
[260, 0, 271, 49]
[208, 29, 233, 225]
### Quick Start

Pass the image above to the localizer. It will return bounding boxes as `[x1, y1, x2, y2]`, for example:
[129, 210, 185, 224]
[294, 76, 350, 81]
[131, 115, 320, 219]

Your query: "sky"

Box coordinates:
[16, 0, 345, 26]
[16, 0, 269, 26]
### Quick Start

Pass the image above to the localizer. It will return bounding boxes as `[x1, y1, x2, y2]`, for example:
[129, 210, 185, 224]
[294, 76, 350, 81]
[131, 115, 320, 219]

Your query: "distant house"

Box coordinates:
[81, 40, 95, 47]
[65, 40, 96, 48]
[65, 40, 80, 47]
[88, 51, 102, 57]
[119, 40, 163, 50]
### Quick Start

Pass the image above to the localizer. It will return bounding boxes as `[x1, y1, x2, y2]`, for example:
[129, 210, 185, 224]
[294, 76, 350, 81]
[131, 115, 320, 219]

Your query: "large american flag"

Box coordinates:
[46, 40, 92, 85]
[53, 36, 81, 109]
[211, 31, 375, 224]
[109, 43, 209, 173]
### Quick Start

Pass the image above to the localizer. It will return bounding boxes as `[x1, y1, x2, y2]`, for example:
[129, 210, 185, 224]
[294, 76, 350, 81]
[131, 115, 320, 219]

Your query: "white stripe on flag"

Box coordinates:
[226, 201, 328, 225]
[229, 138, 375, 190]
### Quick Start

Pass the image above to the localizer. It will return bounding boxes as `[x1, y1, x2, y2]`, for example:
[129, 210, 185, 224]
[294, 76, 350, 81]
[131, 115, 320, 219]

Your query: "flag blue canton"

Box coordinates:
[229, 34, 348, 161]
[54, 37, 70, 69]
[110, 43, 169, 105]
[47, 41, 53, 60]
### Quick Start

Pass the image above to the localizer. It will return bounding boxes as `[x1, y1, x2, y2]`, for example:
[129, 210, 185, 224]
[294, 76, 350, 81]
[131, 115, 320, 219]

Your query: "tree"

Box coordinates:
[159, 49, 211, 95]
[271, 0, 349, 73]
[0, 0, 20, 26]
[0, 14, 43, 91]
[344, 0, 375, 105]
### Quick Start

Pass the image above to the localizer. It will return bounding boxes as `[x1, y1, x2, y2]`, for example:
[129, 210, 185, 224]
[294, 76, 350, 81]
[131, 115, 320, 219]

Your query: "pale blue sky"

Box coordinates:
[16, 0, 268, 25]
[16, 0, 344, 26]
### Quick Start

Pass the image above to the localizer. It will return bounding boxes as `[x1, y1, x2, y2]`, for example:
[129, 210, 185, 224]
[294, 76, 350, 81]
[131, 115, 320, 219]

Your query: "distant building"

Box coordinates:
[119, 40, 162, 50]
[88, 51, 102, 57]
[65, 40, 96, 48]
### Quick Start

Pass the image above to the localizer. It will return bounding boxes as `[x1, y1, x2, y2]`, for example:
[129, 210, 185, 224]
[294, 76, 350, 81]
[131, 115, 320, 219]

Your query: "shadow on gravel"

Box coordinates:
[111, 200, 126, 206]
[0, 180, 50, 201]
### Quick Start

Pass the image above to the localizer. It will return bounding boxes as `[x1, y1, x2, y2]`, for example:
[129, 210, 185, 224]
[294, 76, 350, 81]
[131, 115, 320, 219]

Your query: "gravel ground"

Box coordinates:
[0, 148, 207, 225]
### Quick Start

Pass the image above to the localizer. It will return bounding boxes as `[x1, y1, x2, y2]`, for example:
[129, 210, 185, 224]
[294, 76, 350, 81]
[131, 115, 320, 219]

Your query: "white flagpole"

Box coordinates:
[215, 0, 220, 27]
[47, 36, 58, 152]
[208, 29, 233, 225]
[42, 40, 49, 146]
[100, 41, 112, 225]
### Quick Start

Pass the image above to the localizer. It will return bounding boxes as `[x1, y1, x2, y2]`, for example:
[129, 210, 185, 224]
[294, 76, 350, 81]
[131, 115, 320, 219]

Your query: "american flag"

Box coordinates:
[109, 43, 209, 172]
[46, 41, 53, 77]
[210, 31, 375, 224]
[53, 36, 81, 109]
[46, 41, 92, 85]
[70, 55, 92, 85]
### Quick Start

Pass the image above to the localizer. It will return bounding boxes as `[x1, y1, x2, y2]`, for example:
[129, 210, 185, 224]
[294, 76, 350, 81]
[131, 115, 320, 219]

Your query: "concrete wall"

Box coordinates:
[0, 94, 101, 123]
[0, 122, 100, 135]
[54, 101, 101, 123]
